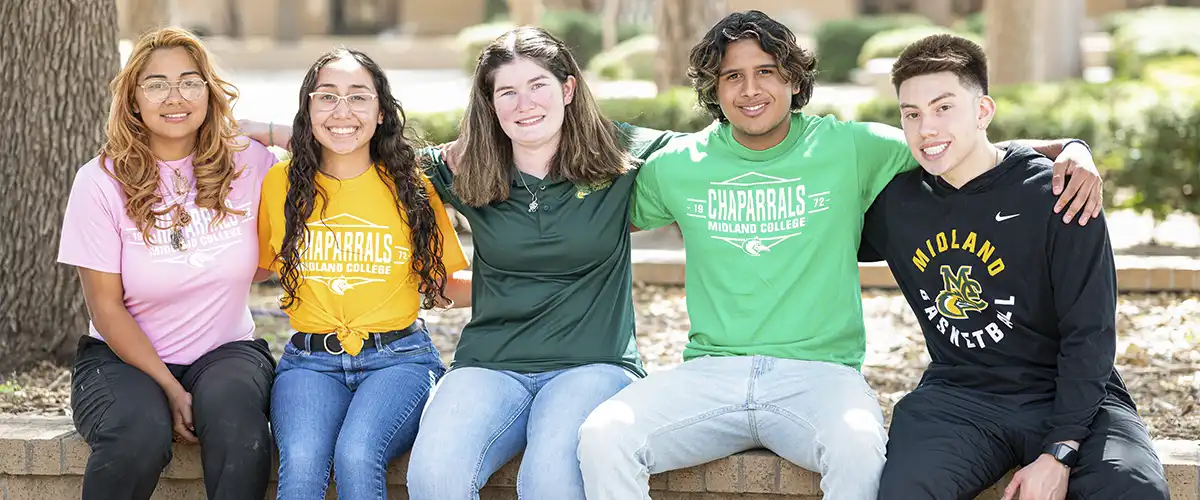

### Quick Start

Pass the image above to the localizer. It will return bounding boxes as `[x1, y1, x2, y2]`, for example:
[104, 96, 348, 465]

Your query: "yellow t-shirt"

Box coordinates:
[258, 160, 469, 355]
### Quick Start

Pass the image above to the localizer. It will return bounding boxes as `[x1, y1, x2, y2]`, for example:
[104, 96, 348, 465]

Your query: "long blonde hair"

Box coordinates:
[100, 27, 246, 243]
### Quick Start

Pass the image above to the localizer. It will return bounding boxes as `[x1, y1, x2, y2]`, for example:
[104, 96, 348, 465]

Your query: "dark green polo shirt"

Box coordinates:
[422, 123, 688, 375]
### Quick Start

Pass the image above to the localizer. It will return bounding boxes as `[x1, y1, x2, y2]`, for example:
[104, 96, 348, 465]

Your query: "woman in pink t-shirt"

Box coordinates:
[56, 28, 279, 500]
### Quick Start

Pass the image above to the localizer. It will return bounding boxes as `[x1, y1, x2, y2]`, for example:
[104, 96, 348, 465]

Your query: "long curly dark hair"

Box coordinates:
[277, 47, 448, 310]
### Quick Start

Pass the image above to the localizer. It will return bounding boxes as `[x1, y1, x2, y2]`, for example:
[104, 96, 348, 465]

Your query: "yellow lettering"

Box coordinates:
[988, 258, 1005, 276]
[936, 232, 948, 252]
[912, 249, 930, 272]
[977, 241, 995, 263]
[962, 232, 977, 253]
[950, 229, 960, 249]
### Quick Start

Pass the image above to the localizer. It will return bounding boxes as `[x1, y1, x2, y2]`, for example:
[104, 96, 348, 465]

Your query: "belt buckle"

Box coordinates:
[322, 334, 345, 355]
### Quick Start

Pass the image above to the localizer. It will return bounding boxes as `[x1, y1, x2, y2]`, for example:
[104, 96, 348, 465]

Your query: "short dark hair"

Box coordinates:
[891, 34, 989, 94]
[687, 10, 817, 122]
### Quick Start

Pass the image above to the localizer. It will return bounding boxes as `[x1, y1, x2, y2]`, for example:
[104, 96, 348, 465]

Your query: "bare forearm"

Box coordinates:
[92, 306, 181, 392]
[445, 270, 472, 308]
[995, 138, 1070, 158]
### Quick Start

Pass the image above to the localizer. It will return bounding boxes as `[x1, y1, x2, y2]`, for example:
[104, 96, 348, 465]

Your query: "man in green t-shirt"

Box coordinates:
[577, 10, 1103, 499]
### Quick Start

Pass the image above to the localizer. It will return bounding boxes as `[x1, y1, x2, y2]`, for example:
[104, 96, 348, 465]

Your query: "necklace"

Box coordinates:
[517, 171, 539, 212]
[163, 166, 193, 251]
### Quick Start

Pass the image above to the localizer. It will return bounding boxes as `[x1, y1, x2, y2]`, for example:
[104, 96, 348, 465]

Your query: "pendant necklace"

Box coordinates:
[165, 166, 192, 251]
[517, 170, 539, 212]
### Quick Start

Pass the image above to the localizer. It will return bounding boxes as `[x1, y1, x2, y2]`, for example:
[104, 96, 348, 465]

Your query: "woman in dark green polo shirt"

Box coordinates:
[403, 27, 684, 499]
[237, 27, 684, 497]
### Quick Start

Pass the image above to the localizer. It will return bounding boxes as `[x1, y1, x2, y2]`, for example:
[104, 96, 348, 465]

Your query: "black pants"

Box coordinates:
[70, 335, 276, 500]
[878, 383, 1169, 500]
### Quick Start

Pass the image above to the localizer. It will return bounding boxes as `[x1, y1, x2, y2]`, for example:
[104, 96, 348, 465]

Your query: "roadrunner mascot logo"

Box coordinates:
[935, 265, 988, 320]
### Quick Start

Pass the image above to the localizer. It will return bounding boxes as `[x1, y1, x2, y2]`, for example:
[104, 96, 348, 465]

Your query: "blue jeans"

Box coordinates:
[578, 355, 887, 500]
[270, 325, 444, 500]
[406, 363, 636, 500]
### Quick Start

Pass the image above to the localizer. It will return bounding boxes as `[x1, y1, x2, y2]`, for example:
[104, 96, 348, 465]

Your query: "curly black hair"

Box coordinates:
[687, 10, 818, 122]
[277, 47, 448, 310]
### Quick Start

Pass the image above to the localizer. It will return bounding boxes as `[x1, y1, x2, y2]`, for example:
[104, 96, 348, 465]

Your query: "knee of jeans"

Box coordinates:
[95, 409, 173, 469]
[333, 441, 387, 475]
[405, 460, 480, 498]
[577, 399, 646, 462]
[1081, 460, 1171, 500]
[818, 420, 886, 471]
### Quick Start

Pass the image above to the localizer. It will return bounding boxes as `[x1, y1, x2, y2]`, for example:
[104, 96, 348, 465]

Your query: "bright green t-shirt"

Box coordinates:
[630, 112, 917, 369]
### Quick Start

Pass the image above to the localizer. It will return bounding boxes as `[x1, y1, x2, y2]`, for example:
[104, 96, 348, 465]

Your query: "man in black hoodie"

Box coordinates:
[859, 34, 1170, 500]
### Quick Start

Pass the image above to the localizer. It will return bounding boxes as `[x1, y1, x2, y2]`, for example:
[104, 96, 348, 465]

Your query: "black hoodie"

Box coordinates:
[859, 144, 1132, 447]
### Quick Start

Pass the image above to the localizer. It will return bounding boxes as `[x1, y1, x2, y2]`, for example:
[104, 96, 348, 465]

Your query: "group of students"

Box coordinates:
[56, 8, 1171, 500]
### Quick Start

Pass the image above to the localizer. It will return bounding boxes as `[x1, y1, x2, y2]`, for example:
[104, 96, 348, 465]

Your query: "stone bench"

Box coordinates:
[1, 417, 1197, 499]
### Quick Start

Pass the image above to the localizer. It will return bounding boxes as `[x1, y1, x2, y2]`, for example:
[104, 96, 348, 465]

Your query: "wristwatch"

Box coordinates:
[1044, 442, 1079, 468]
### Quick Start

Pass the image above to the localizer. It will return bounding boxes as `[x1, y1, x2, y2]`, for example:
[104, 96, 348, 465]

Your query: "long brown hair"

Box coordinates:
[452, 26, 631, 207]
[100, 27, 246, 244]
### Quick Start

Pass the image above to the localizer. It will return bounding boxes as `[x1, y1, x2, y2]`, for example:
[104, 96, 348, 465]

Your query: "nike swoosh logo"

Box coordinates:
[995, 212, 1020, 222]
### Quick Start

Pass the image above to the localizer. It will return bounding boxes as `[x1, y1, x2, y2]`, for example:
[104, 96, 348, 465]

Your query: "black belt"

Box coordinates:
[290, 320, 423, 355]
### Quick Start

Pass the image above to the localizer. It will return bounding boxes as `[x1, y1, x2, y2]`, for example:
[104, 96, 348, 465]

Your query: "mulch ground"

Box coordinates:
[3, 285, 1196, 440]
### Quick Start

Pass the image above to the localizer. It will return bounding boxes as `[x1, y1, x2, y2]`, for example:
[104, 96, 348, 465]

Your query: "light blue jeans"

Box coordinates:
[405, 363, 637, 500]
[271, 326, 444, 500]
[577, 355, 887, 500]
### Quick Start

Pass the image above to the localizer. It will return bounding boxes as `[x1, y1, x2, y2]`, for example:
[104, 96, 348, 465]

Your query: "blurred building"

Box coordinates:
[129, 0, 1199, 41]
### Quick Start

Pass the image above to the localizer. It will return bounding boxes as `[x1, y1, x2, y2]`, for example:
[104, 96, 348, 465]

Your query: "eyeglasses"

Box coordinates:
[309, 92, 378, 113]
[139, 78, 207, 103]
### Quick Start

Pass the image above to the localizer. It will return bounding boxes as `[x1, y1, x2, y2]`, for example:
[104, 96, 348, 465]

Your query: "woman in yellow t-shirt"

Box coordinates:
[256, 48, 470, 500]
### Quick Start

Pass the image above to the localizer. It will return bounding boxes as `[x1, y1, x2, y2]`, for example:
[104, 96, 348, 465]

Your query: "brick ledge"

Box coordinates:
[625, 249, 1200, 292]
[1, 417, 1196, 499]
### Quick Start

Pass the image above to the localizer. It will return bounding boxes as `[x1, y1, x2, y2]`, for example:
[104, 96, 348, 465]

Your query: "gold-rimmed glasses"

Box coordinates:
[309, 92, 378, 113]
[139, 78, 207, 104]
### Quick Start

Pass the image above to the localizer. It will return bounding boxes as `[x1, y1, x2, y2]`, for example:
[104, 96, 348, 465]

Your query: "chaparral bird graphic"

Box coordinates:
[935, 265, 988, 320]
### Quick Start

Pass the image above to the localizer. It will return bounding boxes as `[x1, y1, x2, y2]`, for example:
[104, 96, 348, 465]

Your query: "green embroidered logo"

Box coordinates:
[575, 179, 613, 199]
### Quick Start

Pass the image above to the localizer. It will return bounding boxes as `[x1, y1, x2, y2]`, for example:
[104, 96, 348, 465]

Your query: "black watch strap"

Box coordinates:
[1045, 442, 1079, 468]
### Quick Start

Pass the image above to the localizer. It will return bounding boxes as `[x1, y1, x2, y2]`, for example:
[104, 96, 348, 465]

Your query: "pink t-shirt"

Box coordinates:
[57, 139, 279, 365]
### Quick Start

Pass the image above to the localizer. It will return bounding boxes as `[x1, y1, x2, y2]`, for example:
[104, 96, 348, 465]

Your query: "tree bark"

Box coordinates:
[0, 0, 119, 374]
[120, 0, 172, 39]
[654, 0, 726, 90]
[985, 0, 1083, 86]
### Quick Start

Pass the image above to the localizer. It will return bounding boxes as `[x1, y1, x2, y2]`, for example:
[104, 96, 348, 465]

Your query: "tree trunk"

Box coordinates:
[985, 0, 1083, 86]
[120, 0, 171, 39]
[654, 0, 726, 90]
[0, 0, 119, 374]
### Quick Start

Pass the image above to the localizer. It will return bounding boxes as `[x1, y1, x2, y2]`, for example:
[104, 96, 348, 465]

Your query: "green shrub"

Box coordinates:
[814, 14, 932, 83]
[956, 12, 985, 36]
[589, 34, 658, 81]
[1107, 98, 1200, 221]
[1104, 6, 1200, 79]
[406, 87, 712, 145]
[852, 79, 1200, 221]
[455, 21, 516, 73]
[858, 27, 983, 67]
[456, 11, 648, 74]
[539, 9, 647, 69]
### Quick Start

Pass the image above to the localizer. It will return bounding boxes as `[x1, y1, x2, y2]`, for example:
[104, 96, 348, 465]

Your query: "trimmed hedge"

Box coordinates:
[854, 80, 1200, 220]
[589, 34, 658, 81]
[814, 14, 932, 83]
[1103, 6, 1200, 79]
[456, 10, 648, 74]
[407, 87, 842, 146]
[857, 26, 983, 68]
